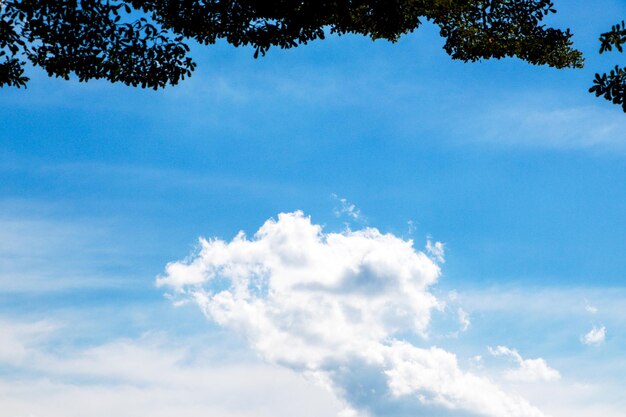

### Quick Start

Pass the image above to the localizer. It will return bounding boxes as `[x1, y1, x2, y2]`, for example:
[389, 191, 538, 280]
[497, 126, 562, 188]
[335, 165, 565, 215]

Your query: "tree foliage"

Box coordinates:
[1, 0, 195, 88]
[589, 21, 626, 112]
[1, 0, 584, 89]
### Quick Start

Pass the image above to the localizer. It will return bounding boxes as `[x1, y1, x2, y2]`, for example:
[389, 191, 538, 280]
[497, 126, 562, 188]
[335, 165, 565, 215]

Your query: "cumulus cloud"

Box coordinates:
[582, 326, 606, 346]
[488, 346, 561, 383]
[158, 211, 546, 417]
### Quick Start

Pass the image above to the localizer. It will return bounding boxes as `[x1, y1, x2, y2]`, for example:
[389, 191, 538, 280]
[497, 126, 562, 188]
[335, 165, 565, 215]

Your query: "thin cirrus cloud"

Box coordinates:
[158, 211, 547, 417]
[0, 214, 126, 292]
[462, 100, 626, 153]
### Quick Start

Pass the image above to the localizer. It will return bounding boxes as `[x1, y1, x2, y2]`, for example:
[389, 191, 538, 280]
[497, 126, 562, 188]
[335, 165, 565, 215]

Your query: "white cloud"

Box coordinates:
[489, 346, 561, 383]
[386, 342, 545, 417]
[425, 239, 445, 264]
[0, 319, 58, 363]
[407, 220, 416, 236]
[0, 317, 343, 417]
[584, 301, 598, 315]
[158, 211, 546, 417]
[332, 194, 363, 222]
[458, 308, 471, 332]
[582, 326, 606, 346]
[470, 355, 484, 369]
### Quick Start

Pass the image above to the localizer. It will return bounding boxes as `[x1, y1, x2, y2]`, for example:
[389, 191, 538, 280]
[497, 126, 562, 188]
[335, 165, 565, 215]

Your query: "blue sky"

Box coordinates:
[1, 1, 625, 416]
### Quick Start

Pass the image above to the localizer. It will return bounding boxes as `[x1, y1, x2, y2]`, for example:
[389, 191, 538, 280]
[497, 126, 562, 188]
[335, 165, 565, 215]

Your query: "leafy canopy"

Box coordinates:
[1, 0, 584, 89]
[589, 21, 626, 112]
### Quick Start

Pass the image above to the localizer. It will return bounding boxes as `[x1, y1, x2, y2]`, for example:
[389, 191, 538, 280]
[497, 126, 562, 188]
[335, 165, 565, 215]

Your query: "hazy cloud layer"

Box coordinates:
[0, 318, 342, 417]
[159, 211, 545, 417]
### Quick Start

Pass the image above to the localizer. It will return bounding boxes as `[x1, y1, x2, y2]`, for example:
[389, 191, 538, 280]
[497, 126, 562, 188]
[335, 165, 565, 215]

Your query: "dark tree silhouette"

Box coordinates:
[590, 21, 626, 112]
[1, 1, 195, 88]
[1, 0, 584, 89]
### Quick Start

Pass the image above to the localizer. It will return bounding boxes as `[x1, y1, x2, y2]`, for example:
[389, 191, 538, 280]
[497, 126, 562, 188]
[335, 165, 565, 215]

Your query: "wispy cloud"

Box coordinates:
[0, 319, 59, 363]
[407, 220, 416, 236]
[489, 346, 561, 383]
[331, 194, 364, 223]
[458, 307, 471, 332]
[425, 239, 445, 264]
[582, 326, 606, 346]
[0, 157, 297, 196]
[452, 286, 626, 324]
[0, 213, 134, 292]
[462, 99, 626, 153]
[584, 300, 598, 314]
